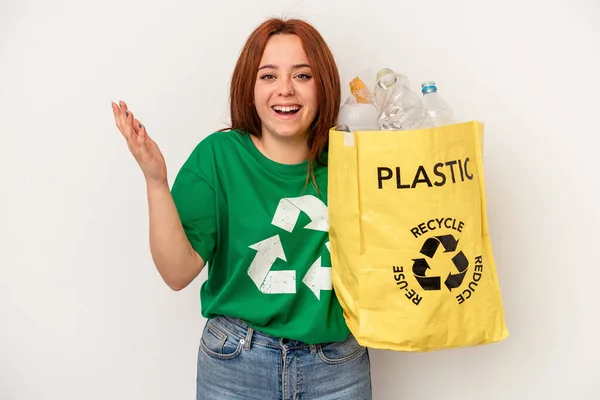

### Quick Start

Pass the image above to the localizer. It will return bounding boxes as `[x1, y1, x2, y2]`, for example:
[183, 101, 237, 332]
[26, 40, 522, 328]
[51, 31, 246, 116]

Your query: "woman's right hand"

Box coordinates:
[112, 101, 168, 185]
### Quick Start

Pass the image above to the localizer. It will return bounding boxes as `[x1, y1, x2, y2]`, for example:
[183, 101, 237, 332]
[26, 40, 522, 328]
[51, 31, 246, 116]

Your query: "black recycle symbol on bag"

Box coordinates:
[412, 235, 469, 291]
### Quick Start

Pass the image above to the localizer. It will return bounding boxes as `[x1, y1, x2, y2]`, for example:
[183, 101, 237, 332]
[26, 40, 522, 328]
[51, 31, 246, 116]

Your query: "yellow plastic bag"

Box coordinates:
[328, 121, 509, 351]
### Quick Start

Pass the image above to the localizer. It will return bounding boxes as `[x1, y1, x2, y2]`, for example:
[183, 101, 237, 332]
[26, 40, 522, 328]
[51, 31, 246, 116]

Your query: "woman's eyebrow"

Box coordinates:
[258, 63, 311, 71]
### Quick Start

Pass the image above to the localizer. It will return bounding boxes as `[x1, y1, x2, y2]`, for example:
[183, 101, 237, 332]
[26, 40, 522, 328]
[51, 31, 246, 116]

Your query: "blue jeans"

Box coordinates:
[196, 315, 372, 399]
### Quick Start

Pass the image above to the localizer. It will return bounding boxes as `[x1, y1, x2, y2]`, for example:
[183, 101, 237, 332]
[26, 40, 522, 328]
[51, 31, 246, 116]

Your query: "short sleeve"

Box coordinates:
[170, 152, 218, 264]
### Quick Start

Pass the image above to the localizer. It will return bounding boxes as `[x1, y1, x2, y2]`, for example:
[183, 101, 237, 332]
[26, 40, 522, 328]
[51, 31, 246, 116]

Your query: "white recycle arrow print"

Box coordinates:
[302, 242, 332, 300]
[271, 195, 329, 233]
[247, 196, 332, 297]
[247, 235, 295, 294]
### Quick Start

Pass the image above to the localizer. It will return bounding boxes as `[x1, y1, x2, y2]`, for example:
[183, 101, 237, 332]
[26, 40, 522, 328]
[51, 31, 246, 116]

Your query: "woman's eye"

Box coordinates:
[260, 74, 276, 80]
[296, 74, 312, 80]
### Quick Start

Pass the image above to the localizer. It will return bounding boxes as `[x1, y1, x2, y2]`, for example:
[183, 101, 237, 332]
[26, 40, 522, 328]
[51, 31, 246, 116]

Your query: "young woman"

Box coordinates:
[111, 18, 372, 400]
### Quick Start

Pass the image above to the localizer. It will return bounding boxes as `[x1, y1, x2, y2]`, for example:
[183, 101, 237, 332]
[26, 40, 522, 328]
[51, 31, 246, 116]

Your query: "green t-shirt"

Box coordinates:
[170, 129, 349, 344]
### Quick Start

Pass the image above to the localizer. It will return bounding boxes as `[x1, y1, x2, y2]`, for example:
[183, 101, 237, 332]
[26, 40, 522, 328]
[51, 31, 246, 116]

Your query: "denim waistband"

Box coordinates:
[209, 315, 320, 353]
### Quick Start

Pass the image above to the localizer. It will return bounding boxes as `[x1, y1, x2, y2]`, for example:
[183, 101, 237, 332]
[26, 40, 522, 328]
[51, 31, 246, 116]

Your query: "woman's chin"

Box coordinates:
[267, 125, 309, 140]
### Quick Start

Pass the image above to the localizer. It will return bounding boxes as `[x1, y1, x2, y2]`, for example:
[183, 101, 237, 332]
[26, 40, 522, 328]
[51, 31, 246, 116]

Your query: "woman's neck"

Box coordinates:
[251, 132, 309, 165]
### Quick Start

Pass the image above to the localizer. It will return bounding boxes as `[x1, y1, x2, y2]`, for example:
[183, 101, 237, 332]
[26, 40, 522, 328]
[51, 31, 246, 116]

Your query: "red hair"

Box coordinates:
[228, 18, 341, 188]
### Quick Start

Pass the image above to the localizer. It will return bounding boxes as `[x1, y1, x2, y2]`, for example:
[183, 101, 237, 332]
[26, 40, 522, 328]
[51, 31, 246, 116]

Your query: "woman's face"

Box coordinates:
[253, 34, 318, 142]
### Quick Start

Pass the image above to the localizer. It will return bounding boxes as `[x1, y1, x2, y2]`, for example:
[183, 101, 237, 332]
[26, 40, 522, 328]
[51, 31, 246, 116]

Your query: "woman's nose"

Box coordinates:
[277, 77, 294, 96]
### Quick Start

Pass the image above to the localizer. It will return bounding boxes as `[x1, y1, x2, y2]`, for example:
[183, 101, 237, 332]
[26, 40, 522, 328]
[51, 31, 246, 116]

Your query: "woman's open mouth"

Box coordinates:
[272, 105, 302, 116]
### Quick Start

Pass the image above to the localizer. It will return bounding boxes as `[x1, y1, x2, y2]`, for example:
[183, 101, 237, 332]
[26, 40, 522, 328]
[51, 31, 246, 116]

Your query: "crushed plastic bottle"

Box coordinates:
[336, 103, 379, 132]
[421, 81, 454, 127]
[373, 68, 430, 131]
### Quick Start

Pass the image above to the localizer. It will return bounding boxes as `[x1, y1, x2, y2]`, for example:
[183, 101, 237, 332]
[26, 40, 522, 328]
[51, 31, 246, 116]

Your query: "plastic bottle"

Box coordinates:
[373, 68, 430, 131]
[421, 81, 454, 127]
[336, 103, 379, 132]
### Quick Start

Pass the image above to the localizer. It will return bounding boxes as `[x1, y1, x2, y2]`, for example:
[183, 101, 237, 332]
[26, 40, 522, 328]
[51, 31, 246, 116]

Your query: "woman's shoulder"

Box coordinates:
[182, 129, 248, 165]
[179, 129, 245, 171]
[194, 128, 245, 151]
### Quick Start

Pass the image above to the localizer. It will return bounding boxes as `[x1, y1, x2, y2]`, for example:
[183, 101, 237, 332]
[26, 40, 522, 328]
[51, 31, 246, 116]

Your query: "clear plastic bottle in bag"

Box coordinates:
[421, 81, 454, 127]
[373, 68, 430, 130]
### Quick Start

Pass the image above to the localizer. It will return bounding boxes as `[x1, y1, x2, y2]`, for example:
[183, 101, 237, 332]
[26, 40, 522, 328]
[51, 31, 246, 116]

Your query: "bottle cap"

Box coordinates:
[421, 81, 437, 94]
[376, 68, 397, 89]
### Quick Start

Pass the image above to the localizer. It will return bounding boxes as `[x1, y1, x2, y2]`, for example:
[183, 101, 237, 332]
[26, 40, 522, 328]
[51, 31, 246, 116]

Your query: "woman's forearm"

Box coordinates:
[146, 180, 204, 291]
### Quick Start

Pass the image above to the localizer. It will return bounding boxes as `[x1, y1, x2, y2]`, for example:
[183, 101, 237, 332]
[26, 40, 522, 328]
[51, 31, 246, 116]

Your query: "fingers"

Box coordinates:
[111, 101, 124, 133]
[130, 116, 147, 147]
[119, 103, 135, 140]
[138, 121, 147, 138]
[112, 100, 132, 139]
[124, 106, 134, 136]
[133, 117, 150, 142]
[111, 101, 120, 118]
[133, 117, 141, 134]
[135, 123, 150, 159]
[112, 101, 149, 147]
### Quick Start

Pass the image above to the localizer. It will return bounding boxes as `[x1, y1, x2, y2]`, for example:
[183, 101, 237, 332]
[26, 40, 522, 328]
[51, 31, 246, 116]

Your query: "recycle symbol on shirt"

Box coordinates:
[247, 195, 331, 300]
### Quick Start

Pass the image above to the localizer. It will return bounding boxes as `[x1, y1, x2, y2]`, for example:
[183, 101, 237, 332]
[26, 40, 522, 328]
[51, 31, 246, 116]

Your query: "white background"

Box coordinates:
[1, 0, 599, 399]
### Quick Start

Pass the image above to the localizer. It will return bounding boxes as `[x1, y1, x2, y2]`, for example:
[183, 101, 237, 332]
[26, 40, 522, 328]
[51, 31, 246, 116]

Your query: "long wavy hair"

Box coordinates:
[227, 18, 341, 189]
